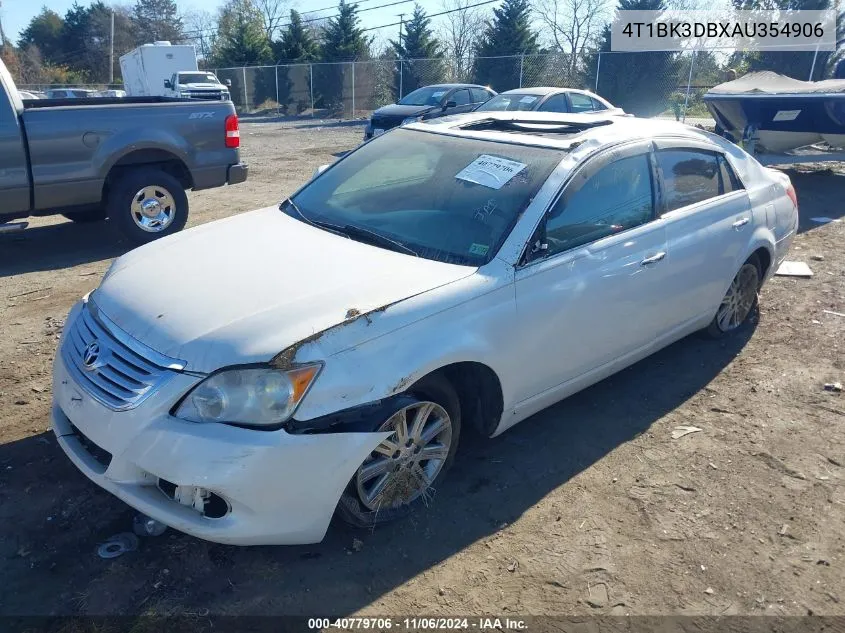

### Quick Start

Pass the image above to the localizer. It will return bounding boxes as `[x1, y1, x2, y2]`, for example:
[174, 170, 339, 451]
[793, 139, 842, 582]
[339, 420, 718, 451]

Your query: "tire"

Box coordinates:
[706, 255, 761, 339]
[337, 374, 461, 529]
[62, 207, 106, 224]
[107, 168, 188, 245]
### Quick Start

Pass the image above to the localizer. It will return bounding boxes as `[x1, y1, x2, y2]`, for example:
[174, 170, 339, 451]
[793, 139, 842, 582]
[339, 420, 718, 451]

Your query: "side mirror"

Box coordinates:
[164, 80, 172, 89]
[444, 100, 457, 110]
[226, 79, 232, 87]
[312, 164, 330, 179]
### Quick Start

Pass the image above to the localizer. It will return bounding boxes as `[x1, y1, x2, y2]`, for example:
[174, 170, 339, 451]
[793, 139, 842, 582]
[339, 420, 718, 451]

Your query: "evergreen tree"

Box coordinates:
[391, 4, 445, 95]
[473, 0, 540, 91]
[315, 0, 372, 114]
[320, 0, 371, 62]
[132, 0, 184, 45]
[213, 0, 273, 67]
[62, 2, 135, 82]
[582, 0, 680, 116]
[274, 9, 317, 62]
[18, 8, 65, 64]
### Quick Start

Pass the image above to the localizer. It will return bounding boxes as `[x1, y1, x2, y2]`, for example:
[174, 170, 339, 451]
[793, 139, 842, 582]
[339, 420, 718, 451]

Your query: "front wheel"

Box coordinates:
[337, 375, 461, 529]
[107, 168, 189, 245]
[706, 256, 761, 338]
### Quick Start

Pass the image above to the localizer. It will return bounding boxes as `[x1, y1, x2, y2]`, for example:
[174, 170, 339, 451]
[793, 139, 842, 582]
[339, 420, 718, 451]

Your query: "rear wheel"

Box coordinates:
[107, 168, 188, 245]
[337, 375, 461, 529]
[706, 255, 761, 338]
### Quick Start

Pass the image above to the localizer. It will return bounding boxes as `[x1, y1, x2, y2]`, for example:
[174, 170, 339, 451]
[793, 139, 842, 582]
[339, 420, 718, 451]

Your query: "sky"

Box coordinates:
[0, 0, 474, 46]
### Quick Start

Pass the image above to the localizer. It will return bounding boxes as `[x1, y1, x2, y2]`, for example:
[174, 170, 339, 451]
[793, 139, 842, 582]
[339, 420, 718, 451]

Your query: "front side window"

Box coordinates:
[657, 149, 721, 212]
[568, 93, 594, 113]
[399, 86, 449, 106]
[475, 93, 540, 112]
[544, 154, 655, 255]
[537, 94, 571, 113]
[287, 129, 565, 266]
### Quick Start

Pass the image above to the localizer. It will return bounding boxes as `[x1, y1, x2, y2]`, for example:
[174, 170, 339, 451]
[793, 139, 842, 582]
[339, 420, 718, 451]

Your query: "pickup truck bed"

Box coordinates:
[1, 58, 248, 244]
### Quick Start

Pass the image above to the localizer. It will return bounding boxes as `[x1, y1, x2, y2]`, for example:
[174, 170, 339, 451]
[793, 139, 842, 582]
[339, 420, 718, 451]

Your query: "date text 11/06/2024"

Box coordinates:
[307, 618, 528, 631]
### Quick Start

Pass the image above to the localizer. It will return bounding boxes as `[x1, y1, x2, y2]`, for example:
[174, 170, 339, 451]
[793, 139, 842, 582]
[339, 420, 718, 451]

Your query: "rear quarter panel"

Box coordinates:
[22, 101, 238, 210]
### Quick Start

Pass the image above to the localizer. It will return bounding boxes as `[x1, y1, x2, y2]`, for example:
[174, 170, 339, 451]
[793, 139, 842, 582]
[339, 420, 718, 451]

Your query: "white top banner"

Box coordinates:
[610, 9, 836, 51]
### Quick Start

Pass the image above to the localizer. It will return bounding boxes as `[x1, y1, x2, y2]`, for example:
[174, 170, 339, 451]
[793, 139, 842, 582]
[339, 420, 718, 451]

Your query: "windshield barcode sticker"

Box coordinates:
[456, 155, 527, 190]
[520, 96, 538, 103]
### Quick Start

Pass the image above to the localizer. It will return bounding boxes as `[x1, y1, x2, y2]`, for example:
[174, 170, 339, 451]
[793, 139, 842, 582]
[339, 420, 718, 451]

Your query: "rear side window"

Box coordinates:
[590, 97, 608, 111]
[545, 154, 655, 254]
[568, 92, 594, 112]
[537, 94, 571, 113]
[657, 149, 721, 212]
[470, 88, 491, 103]
[718, 155, 743, 193]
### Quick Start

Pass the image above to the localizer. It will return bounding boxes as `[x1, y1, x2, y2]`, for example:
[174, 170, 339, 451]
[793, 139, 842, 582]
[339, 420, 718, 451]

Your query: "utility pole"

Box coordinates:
[397, 13, 405, 46]
[0, 0, 7, 51]
[109, 9, 115, 84]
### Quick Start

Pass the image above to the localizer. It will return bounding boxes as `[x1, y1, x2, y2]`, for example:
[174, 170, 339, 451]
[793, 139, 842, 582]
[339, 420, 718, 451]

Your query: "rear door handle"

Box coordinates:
[640, 252, 666, 266]
[732, 217, 751, 229]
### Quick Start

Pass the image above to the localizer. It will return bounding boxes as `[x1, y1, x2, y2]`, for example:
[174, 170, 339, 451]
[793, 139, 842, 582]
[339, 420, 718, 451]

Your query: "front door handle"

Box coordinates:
[732, 217, 751, 229]
[640, 252, 666, 266]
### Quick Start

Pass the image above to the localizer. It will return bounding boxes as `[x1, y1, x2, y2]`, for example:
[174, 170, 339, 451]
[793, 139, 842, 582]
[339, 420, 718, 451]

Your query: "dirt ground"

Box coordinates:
[0, 119, 843, 620]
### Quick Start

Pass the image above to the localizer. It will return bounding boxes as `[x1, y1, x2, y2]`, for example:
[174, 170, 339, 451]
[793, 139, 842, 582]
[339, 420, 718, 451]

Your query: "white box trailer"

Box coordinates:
[120, 42, 230, 101]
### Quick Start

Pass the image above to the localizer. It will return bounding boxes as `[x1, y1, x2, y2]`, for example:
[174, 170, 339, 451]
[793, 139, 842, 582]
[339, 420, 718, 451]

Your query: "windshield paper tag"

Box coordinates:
[431, 91, 446, 98]
[456, 155, 527, 190]
[520, 96, 538, 103]
[469, 243, 490, 256]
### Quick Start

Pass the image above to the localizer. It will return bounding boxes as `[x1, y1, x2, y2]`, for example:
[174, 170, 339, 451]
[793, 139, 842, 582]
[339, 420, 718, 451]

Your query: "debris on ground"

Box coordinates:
[97, 533, 139, 559]
[824, 382, 843, 393]
[586, 582, 609, 608]
[823, 310, 845, 318]
[775, 261, 814, 278]
[507, 560, 519, 573]
[705, 587, 715, 595]
[811, 255, 825, 261]
[779, 524, 790, 536]
[133, 514, 167, 537]
[672, 426, 703, 440]
[352, 538, 364, 552]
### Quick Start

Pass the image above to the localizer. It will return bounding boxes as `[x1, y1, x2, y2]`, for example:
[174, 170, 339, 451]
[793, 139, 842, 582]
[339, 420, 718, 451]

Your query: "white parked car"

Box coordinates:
[52, 112, 798, 545]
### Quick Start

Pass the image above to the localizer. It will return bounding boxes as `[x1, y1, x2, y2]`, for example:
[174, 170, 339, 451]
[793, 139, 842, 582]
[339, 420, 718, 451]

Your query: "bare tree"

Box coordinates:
[183, 10, 219, 67]
[533, 0, 609, 76]
[437, 0, 485, 81]
[254, 0, 289, 40]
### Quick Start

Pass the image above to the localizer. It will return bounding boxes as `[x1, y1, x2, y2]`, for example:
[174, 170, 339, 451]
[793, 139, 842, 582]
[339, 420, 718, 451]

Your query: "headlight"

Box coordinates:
[402, 116, 421, 125]
[175, 364, 321, 427]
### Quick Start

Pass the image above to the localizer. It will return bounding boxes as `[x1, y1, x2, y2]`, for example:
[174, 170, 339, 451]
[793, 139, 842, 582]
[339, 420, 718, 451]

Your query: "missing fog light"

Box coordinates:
[157, 479, 230, 519]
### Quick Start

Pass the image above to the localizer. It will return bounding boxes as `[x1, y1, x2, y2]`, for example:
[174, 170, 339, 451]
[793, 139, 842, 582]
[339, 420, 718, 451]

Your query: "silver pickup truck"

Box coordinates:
[0, 58, 247, 244]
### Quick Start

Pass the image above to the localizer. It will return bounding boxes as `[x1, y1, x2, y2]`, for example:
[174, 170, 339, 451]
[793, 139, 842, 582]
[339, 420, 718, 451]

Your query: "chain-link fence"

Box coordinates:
[21, 50, 819, 121]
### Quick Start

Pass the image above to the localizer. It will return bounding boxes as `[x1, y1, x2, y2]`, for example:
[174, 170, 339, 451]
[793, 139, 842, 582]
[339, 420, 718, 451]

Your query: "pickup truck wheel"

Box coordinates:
[62, 208, 107, 224]
[108, 169, 188, 244]
[337, 375, 461, 529]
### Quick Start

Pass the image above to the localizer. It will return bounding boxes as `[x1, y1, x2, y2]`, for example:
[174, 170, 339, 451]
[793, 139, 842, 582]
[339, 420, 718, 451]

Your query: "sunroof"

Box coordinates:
[459, 117, 615, 137]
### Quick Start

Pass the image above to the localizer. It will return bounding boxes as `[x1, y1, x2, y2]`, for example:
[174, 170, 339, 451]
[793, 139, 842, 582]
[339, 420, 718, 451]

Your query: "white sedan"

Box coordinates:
[51, 112, 798, 545]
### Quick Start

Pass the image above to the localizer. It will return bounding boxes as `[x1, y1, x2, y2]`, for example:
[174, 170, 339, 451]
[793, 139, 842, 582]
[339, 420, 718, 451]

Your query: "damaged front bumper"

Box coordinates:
[51, 350, 388, 546]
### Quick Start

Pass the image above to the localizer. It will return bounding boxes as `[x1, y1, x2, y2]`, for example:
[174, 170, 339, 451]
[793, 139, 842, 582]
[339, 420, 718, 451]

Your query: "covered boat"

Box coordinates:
[704, 71, 845, 152]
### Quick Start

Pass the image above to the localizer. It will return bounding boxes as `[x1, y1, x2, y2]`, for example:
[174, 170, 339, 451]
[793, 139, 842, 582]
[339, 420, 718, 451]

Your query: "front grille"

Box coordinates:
[186, 91, 223, 101]
[61, 302, 180, 411]
[371, 117, 399, 131]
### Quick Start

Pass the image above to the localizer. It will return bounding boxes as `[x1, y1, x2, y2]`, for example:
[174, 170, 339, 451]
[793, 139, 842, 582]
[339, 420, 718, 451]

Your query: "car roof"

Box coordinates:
[403, 110, 759, 182]
[416, 83, 491, 90]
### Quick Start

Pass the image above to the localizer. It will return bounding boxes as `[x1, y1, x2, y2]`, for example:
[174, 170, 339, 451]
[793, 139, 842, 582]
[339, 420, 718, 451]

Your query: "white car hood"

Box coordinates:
[180, 83, 225, 90]
[94, 207, 474, 373]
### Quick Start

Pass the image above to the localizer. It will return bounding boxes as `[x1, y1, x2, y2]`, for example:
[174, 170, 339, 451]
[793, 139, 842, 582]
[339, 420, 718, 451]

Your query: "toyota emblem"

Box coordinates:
[82, 341, 101, 370]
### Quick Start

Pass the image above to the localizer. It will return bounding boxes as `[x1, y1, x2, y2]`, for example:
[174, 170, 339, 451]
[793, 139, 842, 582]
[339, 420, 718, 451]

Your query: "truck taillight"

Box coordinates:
[225, 114, 240, 148]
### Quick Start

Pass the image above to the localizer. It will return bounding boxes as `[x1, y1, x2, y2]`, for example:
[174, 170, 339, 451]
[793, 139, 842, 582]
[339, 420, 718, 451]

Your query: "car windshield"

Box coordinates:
[398, 86, 449, 106]
[476, 94, 542, 112]
[179, 73, 217, 84]
[285, 129, 564, 266]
